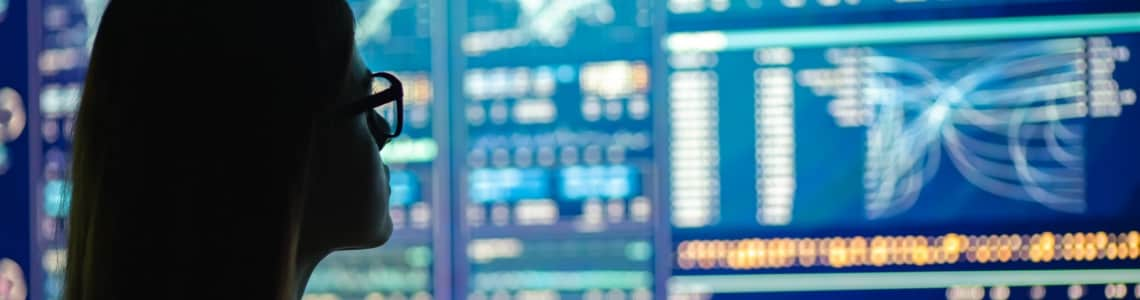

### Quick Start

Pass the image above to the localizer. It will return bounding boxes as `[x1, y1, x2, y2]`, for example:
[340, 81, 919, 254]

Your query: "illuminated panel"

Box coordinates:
[666, 12, 1140, 299]
[30, 0, 106, 298]
[665, 0, 1140, 25]
[460, 0, 656, 298]
[305, 0, 440, 299]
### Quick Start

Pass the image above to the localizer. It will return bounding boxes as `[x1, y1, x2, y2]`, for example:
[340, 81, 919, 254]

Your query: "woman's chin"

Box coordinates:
[339, 217, 393, 250]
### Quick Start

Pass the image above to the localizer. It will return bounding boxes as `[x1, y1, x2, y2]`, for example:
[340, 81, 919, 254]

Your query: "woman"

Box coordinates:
[64, 1, 396, 298]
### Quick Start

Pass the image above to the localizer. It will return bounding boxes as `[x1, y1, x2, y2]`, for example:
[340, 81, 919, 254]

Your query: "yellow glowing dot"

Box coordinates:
[1029, 244, 1043, 263]
[1128, 231, 1140, 248]
[870, 236, 889, 267]
[1084, 244, 1098, 261]
[1041, 232, 1056, 249]
[913, 246, 930, 266]
[850, 237, 868, 266]
[754, 240, 768, 269]
[998, 246, 1012, 263]
[830, 246, 848, 268]
[1107, 244, 1118, 260]
[824, 239, 843, 268]
[745, 239, 760, 269]
[1096, 232, 1109, 249]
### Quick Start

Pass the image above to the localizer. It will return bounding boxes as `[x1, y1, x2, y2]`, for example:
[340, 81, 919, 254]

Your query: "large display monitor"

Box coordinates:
[664, 1, 1140, 299]
[456, 0, 658, 299]
[9, 0, 1140, 299]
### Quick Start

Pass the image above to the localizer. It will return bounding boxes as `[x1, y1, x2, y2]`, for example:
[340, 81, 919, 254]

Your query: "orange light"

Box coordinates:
[997, 246, 1012, 263]
[1084, 243, 1098, 261]
[1041, 232, 1056, 249]
[1096, 232, 1109, 249]
[977, 245, 992, 263]
[870, 236, 888, 267]
[850, 236, 868, 266]
[829, 238, 849, 268]
[632, 62, 650, 92]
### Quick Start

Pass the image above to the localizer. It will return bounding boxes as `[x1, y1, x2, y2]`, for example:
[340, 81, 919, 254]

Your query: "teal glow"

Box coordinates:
[44, 180, 72, 218]
[675, 12, 1140, 51]
[405, 246, 433, 268]
[380, 137, 438, 163]
[625, 241, 653, 262]
[473, 270, 651, 291]
[0, 144, 7, 172]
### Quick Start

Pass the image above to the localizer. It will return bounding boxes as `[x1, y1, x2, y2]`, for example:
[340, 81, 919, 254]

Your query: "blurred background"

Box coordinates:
[3, 0, 1140, 299]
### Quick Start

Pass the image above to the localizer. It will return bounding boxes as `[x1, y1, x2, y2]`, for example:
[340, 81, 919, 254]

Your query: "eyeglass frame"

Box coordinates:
[328, 71, 404, 147]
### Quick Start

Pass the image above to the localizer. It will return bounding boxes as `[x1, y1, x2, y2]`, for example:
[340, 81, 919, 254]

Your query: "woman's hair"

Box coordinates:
[65, 1, 356, 298]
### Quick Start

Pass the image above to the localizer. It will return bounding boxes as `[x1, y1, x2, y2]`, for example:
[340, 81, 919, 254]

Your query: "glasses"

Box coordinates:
[337, 71, 404, 148]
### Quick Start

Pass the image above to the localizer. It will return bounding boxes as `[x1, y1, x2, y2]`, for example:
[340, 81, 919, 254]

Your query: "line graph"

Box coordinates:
[463, 0, 616, 55]
[855, 37, 1135, 219]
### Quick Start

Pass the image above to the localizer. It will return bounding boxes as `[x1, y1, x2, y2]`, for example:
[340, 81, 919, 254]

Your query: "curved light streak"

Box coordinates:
[860, 38, 1099, 219]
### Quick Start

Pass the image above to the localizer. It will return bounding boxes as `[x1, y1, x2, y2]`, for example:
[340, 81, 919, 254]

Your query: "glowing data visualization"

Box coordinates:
[666, 11, 1140, 299]
[464, 0, 653, 61]
[460, 0, 657, 299]
[666, 12, 1140, 229]
[11, 0, 1140, 299]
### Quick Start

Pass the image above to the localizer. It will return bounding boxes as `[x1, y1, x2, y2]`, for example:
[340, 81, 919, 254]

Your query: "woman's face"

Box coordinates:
[301, 48, 393, 251]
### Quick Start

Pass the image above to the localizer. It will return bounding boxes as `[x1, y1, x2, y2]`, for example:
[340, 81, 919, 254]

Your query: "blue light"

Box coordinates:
[388, 170, 419, 206]
[468, 168, 551, 203]
[43, 180, 70, 218]
[559, 165, 639, 201]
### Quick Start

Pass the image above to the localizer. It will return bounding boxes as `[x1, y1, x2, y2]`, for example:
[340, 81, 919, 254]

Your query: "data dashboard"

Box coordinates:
[459, 0, 656, 299]
[5, 0, 1140, 300]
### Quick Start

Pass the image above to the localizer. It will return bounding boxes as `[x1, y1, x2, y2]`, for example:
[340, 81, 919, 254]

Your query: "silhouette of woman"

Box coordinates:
[64, 1, 398, 298]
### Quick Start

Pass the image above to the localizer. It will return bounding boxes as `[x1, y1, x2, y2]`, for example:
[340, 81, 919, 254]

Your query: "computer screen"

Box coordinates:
[458, 0, 657, 299]
[10, 0, 1140, 300]
[665, 1, 1140, 299]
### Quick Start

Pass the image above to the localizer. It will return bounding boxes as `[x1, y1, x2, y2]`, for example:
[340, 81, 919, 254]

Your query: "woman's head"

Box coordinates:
[65, 1, 392, 298]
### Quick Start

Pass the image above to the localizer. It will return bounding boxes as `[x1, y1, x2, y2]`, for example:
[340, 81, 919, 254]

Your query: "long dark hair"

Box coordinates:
[64, 1, 356, 298]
